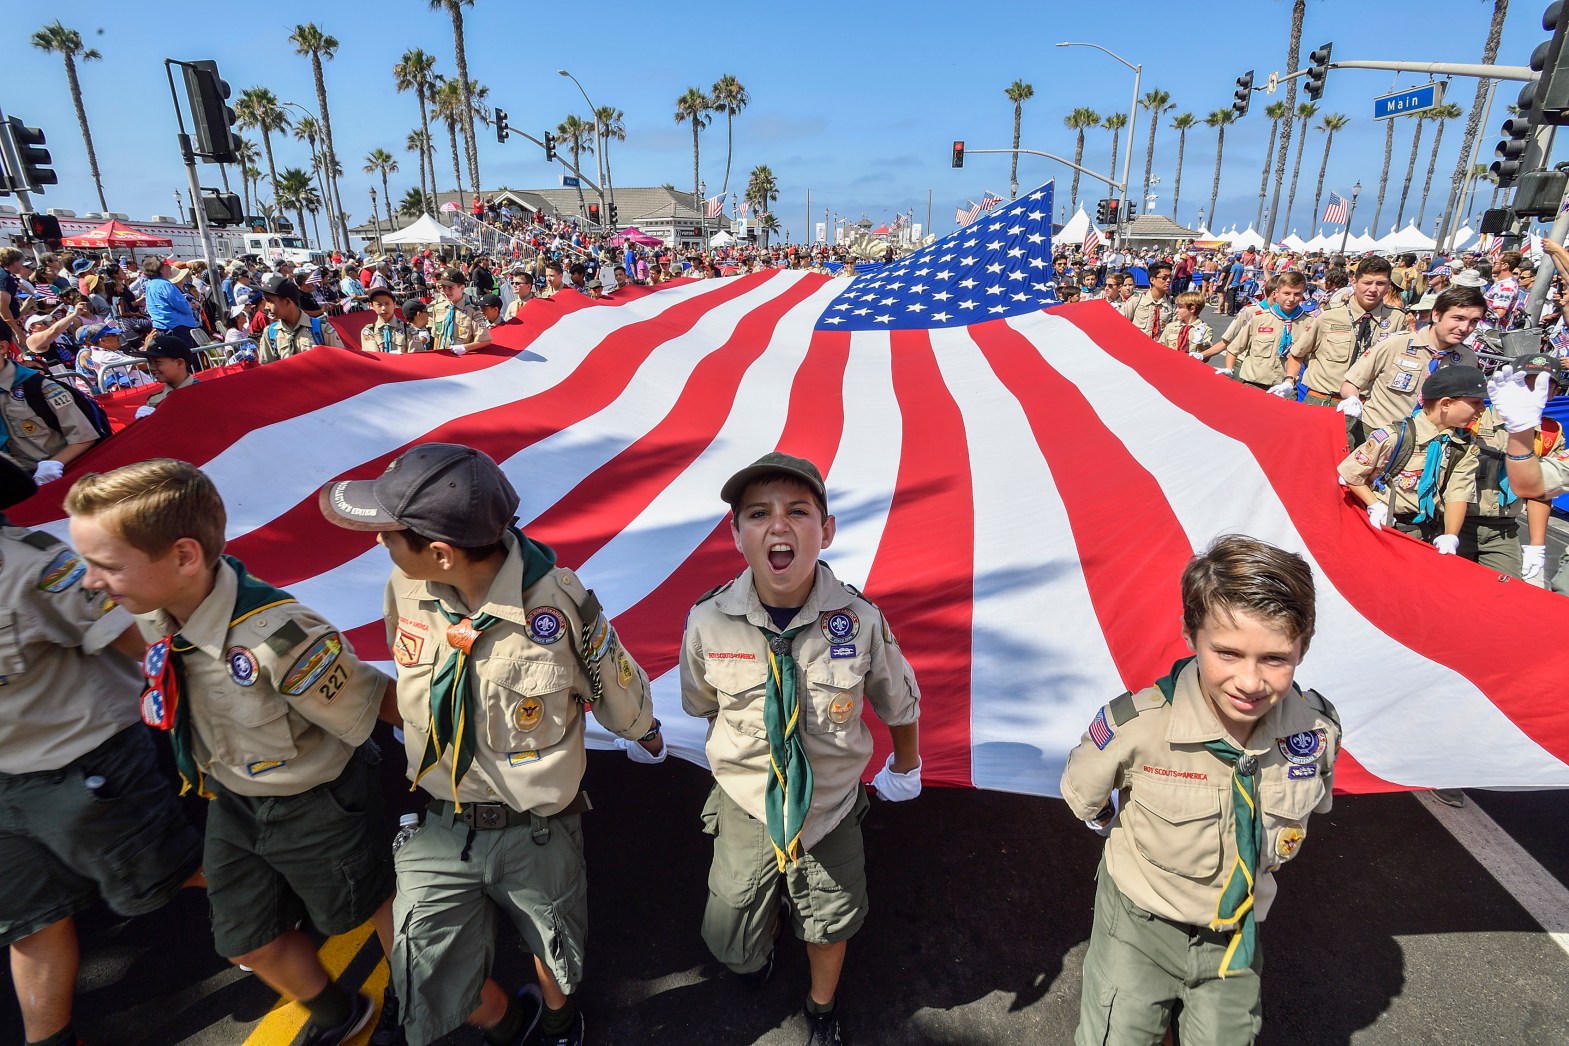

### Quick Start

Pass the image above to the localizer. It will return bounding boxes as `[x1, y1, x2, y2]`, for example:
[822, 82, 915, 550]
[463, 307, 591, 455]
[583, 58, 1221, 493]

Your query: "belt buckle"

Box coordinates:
[473, 805, 506, 830]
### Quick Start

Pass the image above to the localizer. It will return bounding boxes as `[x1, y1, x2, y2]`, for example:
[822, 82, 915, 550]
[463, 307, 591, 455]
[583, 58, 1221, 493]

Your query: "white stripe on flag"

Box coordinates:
[821, 333, 903, 590]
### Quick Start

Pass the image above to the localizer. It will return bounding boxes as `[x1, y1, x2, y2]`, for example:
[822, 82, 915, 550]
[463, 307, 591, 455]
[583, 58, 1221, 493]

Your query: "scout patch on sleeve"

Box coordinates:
[617, 650, 634, 688]
[1370, 429, 1390, 444]
[1277, 729, 1327, 764]
[263, 618, 310, 657]
[81, 586, 116, 615]
[393, 628, 425, 667]
[277, 631, 344, 696]
[581, 610, 612, 663]
[36, 549, 86, 593]
[1088, 707, 1115, 750]
[246, 759, 287, 777]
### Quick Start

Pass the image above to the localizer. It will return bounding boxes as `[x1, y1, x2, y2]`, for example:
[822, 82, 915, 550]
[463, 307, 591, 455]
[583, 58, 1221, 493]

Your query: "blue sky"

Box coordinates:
[10, 0, 1546, 243]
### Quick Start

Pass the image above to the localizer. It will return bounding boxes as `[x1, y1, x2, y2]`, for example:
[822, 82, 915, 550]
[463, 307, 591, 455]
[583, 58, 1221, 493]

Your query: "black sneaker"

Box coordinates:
[370, 985, 405, 1045]
[504, 984, 544, 1046]
[804, 1005, 843, 1046]
[541, 1010, 584, 1046]
[301, 992, 373, 1046]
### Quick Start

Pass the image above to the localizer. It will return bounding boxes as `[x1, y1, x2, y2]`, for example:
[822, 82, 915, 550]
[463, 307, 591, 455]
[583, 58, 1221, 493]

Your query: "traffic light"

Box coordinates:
[181, 60, 239, 164]
[1304, 43, 1332, 101]
[588, 202, 601, 224]
[1124, 200, 1137, 219]
[1096, 198, 1111, 224]
[202, 192, 242, 226]
[951, 140, 965, 168]
[543, 131, 557, 162]
[495, 108, 510, 144]
[22, 212, 62, 247]
[609, 203, 618, 223]
[1493, 114, 1534, 187]
[1522, 2, 1569, 124]
[1233, 71, 1254, 118]
[1, 118, 57, 193]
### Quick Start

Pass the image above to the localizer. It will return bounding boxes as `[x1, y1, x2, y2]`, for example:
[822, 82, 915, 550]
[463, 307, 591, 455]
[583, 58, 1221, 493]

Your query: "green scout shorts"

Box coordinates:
[391, 803, 588, 1045]
[700, 783, 870, 974]
[1075, 858, 1263, 1046]
[204, 742, 393, 958]
[0, 725, 202, 946]
[1459, 516, 1522, 579]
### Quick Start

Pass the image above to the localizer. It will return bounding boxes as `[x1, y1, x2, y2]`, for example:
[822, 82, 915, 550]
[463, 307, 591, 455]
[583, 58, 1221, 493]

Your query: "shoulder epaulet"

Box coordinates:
[693, 580, 733, 608]
[1107, 691, 1138, 725]
[554, 568, 602, 628]
[20, 530, 61, 552]
[1302, 687, 1341, 730]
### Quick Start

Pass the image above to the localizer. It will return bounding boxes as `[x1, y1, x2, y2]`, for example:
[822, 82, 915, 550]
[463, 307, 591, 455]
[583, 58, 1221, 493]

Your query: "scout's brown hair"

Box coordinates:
[1180, 535, 1316, 652]
[63, 458, 226, 565]
[1434, 285, 1486, 317]
[1353, 256, 1393, 280]
[1275, 270, 1307, 290]
[1174, 291, 1204, 312]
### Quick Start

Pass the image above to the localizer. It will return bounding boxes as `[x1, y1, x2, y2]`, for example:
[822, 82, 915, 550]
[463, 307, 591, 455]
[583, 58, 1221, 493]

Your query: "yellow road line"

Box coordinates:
[241, 921, 385, 1045]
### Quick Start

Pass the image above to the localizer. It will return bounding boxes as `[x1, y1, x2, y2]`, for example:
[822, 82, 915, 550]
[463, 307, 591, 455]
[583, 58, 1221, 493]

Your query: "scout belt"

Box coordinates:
[429, 790, 592, 830]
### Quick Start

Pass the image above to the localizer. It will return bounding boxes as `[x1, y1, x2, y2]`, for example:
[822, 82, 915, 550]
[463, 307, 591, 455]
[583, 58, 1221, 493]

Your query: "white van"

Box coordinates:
[242, 233, 326, 266]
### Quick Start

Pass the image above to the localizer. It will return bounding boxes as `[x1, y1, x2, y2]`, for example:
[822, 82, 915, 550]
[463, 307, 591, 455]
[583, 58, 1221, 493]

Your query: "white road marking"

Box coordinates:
[1418, 790, 1569, 959]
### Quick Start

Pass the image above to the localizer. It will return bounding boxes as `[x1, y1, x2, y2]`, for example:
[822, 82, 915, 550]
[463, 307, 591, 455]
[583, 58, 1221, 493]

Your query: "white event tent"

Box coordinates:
[1059, 206, 1092, 244]
[381, 213, 467, 246]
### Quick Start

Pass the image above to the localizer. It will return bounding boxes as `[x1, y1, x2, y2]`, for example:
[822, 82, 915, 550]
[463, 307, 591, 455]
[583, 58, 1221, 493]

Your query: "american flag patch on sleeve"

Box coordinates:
[1089, 708, 1115, 750]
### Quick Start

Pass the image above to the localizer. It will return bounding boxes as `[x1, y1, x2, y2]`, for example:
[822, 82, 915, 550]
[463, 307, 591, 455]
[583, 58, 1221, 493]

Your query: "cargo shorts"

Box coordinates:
[204, 742, 393, 958]
[0, 725, 203, 946]
[700, 783, 870, 975]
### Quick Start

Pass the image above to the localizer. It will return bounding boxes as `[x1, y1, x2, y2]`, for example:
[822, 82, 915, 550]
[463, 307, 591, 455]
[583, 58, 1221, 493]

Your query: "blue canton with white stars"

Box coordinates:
[816, 182, 1059, 332]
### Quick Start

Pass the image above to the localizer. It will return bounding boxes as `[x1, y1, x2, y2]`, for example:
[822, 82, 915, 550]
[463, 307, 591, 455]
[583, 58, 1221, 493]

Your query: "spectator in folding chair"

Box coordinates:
[77, 323, 150, 394]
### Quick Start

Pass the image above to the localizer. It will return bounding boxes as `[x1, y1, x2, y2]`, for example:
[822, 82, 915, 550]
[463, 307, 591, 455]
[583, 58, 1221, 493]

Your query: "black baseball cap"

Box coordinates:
[402, 297, 428, 318]
[437, 267, 467, 286]
[142, 334, 197, 367]
[366, 285, 396, 302]
[319, 443, 519, 545]
[1422, 365, 1486, 401]
[479, 293, 504, 309]
[1514, 351, 1568, 385]
[720, 452, 828, 513]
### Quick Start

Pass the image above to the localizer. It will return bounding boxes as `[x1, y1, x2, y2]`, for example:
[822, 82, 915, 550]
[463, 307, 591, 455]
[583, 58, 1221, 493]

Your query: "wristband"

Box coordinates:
[1507, 451, 1538, 460]
[639, 718, 662, 743]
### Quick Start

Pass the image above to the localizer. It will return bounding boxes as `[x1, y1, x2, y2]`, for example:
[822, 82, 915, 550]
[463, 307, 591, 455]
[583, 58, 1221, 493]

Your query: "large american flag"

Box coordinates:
[704, 194, 725, 219]
[21, 178, 1569, 796]
[1322, 191, 1350, 225]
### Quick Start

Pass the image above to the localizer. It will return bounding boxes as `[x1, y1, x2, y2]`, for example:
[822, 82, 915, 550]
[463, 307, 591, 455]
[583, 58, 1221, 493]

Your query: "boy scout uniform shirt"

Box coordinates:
[1060, 660, 1340, 927]
[0, 361, 98, 469]
[1157, 318, 1211, 353]
[260, 313, 343, 364]
[145, 374, 198, 409]
[1337, 411, 1479, 515]
[0, 525, 141, 774]
[360, 317, 422, 354]
[1467, 407, 1517, 518]
[1218, 302, 1264, 346]
[1120, 291, 1171, 339]
[427, 298, 486, 351]
[1230, 309, 1314, 386]
[680, 562, 921, 851]
[1535, 437, 1569, 498]
[385, 535, 654, 815]
[1289, 299, 1407, 396]
[1342, 329, 1480, 434]
[134, 562, 386, 797]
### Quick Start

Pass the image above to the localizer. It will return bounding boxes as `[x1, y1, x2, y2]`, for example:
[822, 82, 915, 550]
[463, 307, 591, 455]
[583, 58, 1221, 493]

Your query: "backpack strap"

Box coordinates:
[19, 373, 63, 435]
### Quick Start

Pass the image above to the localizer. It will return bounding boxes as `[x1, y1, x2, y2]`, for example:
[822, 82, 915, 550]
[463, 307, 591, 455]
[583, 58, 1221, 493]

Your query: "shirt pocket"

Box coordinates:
[705, 657, 770, 740]
[0, 608, 27, 678]
[205, 686, 299, 766]
[802, 658, 867, 735]
[1128, 780, 1222, 880]
[1260, 775, 1326, 868]
[479, 656, 575, 753]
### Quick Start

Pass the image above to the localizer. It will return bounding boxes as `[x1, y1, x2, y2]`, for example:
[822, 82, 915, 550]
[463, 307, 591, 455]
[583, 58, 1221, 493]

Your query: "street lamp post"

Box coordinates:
[1338, 181, 1362, 257]
[1057, 42, 1140, 246]
[369, 186, 383, 254]
[558, 69, 610, 228]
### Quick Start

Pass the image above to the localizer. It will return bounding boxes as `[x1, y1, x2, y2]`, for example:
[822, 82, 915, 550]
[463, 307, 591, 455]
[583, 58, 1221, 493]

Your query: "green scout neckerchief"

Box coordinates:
[140, 556, 295, 799]
[1154, 657, 1261, 979]
[0, 362, 40, 455]
[412, 529, 556, 808]
[762, 621, 814, 872]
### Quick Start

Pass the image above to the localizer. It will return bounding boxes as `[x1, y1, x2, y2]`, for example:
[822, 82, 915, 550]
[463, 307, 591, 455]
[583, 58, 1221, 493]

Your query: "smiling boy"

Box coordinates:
[1061, 535, 1340, 1046]
[680, 452, 921, 1046]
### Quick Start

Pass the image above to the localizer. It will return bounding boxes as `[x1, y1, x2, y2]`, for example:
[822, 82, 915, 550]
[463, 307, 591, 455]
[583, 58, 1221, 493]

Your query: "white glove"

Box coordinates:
[870, 754, 922, 801]
[1486, 364, 1551, 433]
[1337, 396, 1363, 418]
[1366, 503, 1389, 530]
[1267, 380, 1295, 398]
[1522, 544, 1547, 581]
[134, 405, 156, 419]
[32, 460, 63, 484]
[450, 344, 467, 357]
[615, 734, 667, 765]
[1085, 790, 1122, 836]
[1434, 534, 1460, 555]
[1188, 350, 1207, 360]
[1215, 366, 1232, 376]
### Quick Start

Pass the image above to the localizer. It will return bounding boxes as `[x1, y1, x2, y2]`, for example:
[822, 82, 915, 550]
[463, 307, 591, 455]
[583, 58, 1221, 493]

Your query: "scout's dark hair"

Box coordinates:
[395, 528, 506, 563]
[1180, 535, 1316, 652]
[64, 458, 227, 566]
[1434, 285, 1486, 317]
[1353, 256, 1393, 280]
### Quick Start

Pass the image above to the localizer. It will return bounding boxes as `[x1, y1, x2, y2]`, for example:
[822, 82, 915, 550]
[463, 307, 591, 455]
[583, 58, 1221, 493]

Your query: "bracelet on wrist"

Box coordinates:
[1507, 450, 1539, 460]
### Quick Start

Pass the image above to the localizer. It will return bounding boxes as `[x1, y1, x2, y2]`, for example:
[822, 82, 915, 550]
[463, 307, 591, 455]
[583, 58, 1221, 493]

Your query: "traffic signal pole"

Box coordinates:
[163, 60, 222, 325]
[0, 122, 45, 265]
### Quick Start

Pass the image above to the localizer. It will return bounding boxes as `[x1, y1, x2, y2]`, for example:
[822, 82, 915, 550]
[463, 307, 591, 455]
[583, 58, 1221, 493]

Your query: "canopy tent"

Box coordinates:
[709, 230, 736, 247]
[1280, 233, 1308, 252]
[1372, 222, 1437, 254]
[60, 219, 172, 249]
[1228, 226, 1265, 250]
[1345, 229, 1379, 252]
[1450, 225, 1478, 251]
[1059, 207, 1092, 244]
[1301, 232, 1331, 252]
[382, 213, 467, 246]
[608, 226, 662, 247]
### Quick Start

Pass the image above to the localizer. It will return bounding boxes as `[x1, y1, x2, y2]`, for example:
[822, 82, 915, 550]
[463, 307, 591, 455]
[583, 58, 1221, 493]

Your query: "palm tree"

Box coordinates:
[432, 77, 467, 207]
[594, 106, 626, 226]
[1139, 89, 1175, 207]
[674, 87, 712, 199]
[1257, 101, 1288, 230]
[235, 138, 261, 215]
[1063, 107, 1100, 211]
[290, 24, 349, 251]
[1005, 80, 1035, 199]
[394, 49, 440, 209]
[292, 116, 335, 251]
[1442, 0, 1509, 246]
[30, 22, 106, 211]
[365, 149, 398, 227]
[235, 87, 291, 226]
[274, 167, 319, 248]
[428, 0, 480, 195]
[1373, 114, 1397, 235]
[406, 129, 433, 208]
[1265, 0, 1307, 242]
[746, 164, 780, 247]
[400, 187, 431, 219]
[1102, 112, 1128, 191]
[1283, 102, 1318, 234]
[1169, 112, 1197, 219]
[1417, 103, 1463, 227]
[1204, 109, 1237, 229]
[710, 74, 749, 197]
[1312, 113, 1350, 231]
[556, 114, 595, 217]
[1395, 111, 1430, 228]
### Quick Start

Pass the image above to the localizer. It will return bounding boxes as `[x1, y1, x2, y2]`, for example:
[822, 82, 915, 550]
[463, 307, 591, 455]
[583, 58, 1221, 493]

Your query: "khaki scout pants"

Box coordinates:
[1458, 517, 1522, 579]
[1075, 861, 1262, 1046]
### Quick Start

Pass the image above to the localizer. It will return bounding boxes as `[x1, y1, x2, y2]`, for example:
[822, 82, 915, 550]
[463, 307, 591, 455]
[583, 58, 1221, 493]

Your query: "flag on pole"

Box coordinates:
[1487, 235, 1504, 265]
[956, 202, 983, 226]
[737, 199, 751, 218]
[1322, 192, 1349, 225]
[18, 176, 1569, 799]
[704, 195, 725, 218]
[1083, 226, 1101, 254]
[981, 192, 1004, 211]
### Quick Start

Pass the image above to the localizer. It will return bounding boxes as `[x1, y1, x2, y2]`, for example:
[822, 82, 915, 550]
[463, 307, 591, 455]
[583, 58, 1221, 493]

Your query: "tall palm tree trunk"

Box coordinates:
[62, 55, 107, 211]
[571, 144, 588, 216]
[1285, 117, 1309, 232]
[1417, 120, 1450, 228]
[1173, 131, 1187, 218]
[381, 171, 394, 226]
[449, 6, 480, 196]
[1373, 118, 1396, 234]
[447, 120, 464, 208]
[1011, 105, 1023, 200]
[1442, 0, 1509, 245]
[1070, 131, 1086, 210]
[1313, 131, 1337, 231]
[1396, 117, 1425, 227]
[1209, 127, 1227, 228]
[418, 91, 438, 208]
[310, 58, 350, 252]
[1108, 128, 1120, 189]
[262, 134, 280, 211]
[691, 123, 701, 200]
[722, 112, 734, 197]
[1256, 122, 1279, 230]
[1266, 0, 1306, 242]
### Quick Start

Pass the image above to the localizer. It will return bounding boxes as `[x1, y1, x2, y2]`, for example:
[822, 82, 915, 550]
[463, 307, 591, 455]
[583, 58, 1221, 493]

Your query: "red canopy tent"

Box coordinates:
[60, 219, 173, 249]
[607, 226, 662, 247]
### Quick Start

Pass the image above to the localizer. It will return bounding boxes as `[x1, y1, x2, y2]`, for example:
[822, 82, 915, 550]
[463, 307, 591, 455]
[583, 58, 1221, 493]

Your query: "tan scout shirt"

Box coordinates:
[360, 317, 423, 354]
[0, 360, 99, 468]
[1342, 328, 1480, 434]
[1218, 302, 1265, 345]
[1467, 407, 1518, 519]
[1157, 319, 1211, 353]
[0, 525, 141, 774]
[1120, 291, 1172, 339]
[1060, 660, 1340, 927]
[680, 563, 921, 850]
[385, 534, 653, 815]
[260, 312, 342, 364]
[145, 374, 198, 409]
[1229, 308, 1314, 386]
[1337, 411, 1478, 516]
[1289, 299, 1406, 396]
[1536, 437, 1569, 498]
[135, 560, 385, 797]
[428, 298, 487, 351]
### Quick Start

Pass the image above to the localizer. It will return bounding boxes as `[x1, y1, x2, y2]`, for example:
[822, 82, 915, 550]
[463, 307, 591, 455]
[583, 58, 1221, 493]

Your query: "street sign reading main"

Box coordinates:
[1374, 82, 1445, 120]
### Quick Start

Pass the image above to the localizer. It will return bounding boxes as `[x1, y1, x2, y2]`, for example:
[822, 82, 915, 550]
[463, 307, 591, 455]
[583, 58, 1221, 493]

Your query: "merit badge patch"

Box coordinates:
[226, 646, 260, 687]
[1089, 708, 1115, 750]
[617, 651, 634, 688]
[1277, 729, 1327, 764]
[828, 694, 856, 724]
[393, 628, 425, 667]
[830, 644, 856, 659]
[18, 419, 41, 437]
[278, 632, 343, 696]
[513, 695, 544, 732]
[527, 606, 567, 645]
[508, 750, 542, 766]
[246, 759, 286, 777]
[36, 549, 86, 593]
[1276, 825, 1307, 859]
[1287, 764, 1319, 779]
[820, 608, 859, 645]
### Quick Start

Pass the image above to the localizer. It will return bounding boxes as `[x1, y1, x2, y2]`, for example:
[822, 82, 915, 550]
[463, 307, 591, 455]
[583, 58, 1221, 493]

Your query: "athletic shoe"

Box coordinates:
[804, 1005, 843, 1046]
[541, 1010, 584, 1046]
[301, 992, 373, 1046]
[370, 985, 405, 1045]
